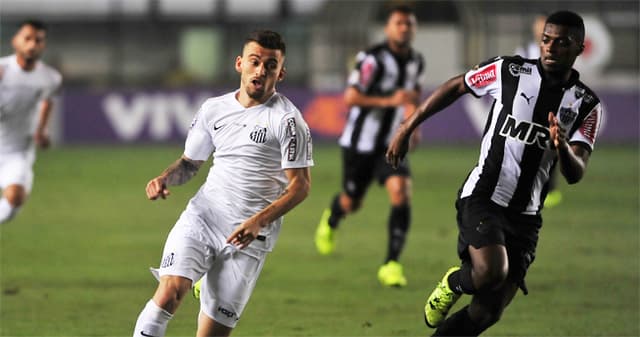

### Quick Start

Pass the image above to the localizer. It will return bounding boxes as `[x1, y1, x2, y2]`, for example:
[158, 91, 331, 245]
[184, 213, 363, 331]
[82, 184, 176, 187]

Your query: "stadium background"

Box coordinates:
[0, 0, 638, 336]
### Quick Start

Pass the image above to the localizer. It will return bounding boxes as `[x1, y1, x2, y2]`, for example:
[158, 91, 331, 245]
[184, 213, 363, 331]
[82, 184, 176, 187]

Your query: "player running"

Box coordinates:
[132, 30, 313, 337]
[387, 11, 602, 336]
[314, 5, 424, 287]
[0, 20, 62, 225]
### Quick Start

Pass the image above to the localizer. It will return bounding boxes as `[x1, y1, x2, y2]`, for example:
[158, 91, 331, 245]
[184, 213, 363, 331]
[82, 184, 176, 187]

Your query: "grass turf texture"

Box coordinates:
[1, 144, 638, 336]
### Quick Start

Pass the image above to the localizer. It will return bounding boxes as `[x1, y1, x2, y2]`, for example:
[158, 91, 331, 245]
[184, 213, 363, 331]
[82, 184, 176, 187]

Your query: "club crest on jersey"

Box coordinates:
[558, 106, 578, 125]
[249, 125, 268, 143]
[508, 63, 532, 77]
[468, 64, 497, 88]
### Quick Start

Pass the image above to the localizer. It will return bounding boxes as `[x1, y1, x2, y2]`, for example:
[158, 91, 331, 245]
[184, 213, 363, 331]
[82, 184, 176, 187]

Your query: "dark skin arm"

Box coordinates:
[145, 155, 204, 200]
[548, 112, 590, 184]
[386, 74, 469, 168]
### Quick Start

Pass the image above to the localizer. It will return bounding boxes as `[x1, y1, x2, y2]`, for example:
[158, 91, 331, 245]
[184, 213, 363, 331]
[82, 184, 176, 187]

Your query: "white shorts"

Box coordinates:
[0, 148, 35, 192]
[154, 210, 267, 328]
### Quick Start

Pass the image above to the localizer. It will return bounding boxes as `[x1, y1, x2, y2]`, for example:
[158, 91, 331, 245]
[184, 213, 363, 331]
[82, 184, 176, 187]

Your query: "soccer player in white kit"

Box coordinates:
[133, 30, 313, 337]
[0, 20, 62, 224]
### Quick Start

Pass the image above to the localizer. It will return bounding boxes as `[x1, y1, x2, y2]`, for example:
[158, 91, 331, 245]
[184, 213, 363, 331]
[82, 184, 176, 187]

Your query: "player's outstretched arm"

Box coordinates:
[386, 74, 468, 168]
[146, 155, 204, 200]
[548, 112, 590, 184]
[227, 167, 311, 249]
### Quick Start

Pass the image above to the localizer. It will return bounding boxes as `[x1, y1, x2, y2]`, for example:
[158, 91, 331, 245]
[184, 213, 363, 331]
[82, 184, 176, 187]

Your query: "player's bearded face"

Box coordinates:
[236, 42, 285, 102]
[13, 25, 46, 62]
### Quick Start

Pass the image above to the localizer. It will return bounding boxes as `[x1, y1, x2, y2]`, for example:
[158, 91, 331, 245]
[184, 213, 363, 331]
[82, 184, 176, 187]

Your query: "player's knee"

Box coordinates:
[153, 276, 192, 313]
[473, 263, 508, 290]
[340, 194, 361, 213]
[4, 187, 26, 207]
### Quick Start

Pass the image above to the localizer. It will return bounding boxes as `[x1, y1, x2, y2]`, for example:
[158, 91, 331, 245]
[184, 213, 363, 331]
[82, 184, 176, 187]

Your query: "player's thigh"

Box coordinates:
[200, 247, 267, 329]
[503, 211, 541, 295]
[197, 311, 233, 337]
[156, 219, 216, 284]
[0, 151, 34, 195]
[341, 148, 376, 200]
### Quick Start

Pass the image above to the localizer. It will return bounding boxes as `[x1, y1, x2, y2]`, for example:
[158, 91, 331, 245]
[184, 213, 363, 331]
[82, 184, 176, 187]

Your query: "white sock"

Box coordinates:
[0, 198, 19, 224]
[133, 299, 173, 337]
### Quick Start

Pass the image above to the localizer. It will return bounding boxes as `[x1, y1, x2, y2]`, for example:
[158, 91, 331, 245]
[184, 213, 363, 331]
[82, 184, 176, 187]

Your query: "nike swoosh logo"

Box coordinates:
[213, 124, 225, 131]
[140, 331, 157, 337]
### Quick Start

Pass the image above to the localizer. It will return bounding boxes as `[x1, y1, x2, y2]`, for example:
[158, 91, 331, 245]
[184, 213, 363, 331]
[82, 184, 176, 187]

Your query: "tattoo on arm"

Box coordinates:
[162, 157, 202, 186]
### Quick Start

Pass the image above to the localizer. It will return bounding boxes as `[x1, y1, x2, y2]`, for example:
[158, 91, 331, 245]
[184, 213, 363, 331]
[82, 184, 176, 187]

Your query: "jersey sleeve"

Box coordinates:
[184, 102, 214, 161]
[277, 111, 314, 169]
[42, 69, 63, 100]
[347, 51, 380, 93]
[569, 102, 603, 152]
[463, 57, 502, 98]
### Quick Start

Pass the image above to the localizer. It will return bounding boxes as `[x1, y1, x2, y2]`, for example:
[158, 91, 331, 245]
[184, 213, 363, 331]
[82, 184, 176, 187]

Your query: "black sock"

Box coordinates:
[328, 194, 344, 229]
[447, 262, 475, 295]
[432, 306, 484, 337]
[385, 204, 410, 262]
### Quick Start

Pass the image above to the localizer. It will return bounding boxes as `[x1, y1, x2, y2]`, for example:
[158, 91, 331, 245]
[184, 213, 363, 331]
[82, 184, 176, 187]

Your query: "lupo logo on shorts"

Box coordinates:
[218, 306, 239, 320]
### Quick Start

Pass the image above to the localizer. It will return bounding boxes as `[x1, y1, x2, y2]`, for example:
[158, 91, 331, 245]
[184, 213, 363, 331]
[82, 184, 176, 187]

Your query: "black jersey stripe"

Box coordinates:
[509, 83, 564, 211]
[473, 60, 520, 198]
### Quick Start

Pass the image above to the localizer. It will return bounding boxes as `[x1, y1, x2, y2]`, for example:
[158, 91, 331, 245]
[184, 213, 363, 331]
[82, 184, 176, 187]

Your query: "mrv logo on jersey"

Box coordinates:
[499, 115, 550, 150]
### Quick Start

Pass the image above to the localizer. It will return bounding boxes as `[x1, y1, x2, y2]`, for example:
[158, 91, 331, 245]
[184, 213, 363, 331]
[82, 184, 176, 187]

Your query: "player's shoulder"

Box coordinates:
[267, 92, 301, 115]
[38, 61, 63, 85]
[0, 55, 13, 65]
[575, 79, 601, 107]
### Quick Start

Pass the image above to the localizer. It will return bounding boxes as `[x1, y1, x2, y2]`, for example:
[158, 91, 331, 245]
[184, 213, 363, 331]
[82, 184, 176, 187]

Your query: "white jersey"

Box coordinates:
[183, 90, 313, 251]
[0, 55, 62, 153]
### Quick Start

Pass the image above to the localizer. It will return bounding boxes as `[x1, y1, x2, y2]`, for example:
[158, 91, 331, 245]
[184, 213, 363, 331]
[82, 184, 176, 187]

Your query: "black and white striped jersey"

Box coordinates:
[339, 42, 425, 153]
[461, 56, 603, 214]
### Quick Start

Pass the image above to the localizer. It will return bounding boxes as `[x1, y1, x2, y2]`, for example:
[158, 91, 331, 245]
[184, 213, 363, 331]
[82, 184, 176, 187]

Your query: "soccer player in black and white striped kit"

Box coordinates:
[387, 11, 602, 336]
[314, 5, 425, 287]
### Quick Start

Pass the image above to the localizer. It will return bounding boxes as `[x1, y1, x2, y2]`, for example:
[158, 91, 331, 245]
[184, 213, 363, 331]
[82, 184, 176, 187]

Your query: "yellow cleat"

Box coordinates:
[378, 260, 407, 287]
[193, 278, 202, 300]
[314, 209, 336, 255]
[544, 190, 563, 208]
[424, 266, 462, 328]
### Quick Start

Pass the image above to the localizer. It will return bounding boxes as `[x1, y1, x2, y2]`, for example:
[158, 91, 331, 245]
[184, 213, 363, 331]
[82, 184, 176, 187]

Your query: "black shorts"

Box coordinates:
[341, 147, 410, 199]
[456, 196, 542, 294]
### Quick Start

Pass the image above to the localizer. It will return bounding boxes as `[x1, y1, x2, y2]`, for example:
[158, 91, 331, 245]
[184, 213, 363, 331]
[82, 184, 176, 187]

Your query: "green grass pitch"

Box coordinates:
[1, 144, 638, 336]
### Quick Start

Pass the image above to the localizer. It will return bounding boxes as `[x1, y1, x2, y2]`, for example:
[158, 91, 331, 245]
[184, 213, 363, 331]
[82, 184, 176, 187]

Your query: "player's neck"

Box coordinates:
[387, 41, 410, 57]
[15, 55, 37, 71]
[235, 90, 274, 108]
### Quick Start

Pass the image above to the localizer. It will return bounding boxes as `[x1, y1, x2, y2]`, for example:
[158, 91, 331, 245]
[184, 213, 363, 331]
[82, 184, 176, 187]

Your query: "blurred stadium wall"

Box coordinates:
[1, 0, 637, 145]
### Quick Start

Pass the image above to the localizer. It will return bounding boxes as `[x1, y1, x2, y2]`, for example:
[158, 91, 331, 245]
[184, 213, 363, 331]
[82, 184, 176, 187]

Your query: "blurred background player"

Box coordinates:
[515, 13, 563, 208]
[387, 10, 602, 336]
[132, 30, 313, 337]
[314, 4, 424, 287]
[0, 20, 62, 225]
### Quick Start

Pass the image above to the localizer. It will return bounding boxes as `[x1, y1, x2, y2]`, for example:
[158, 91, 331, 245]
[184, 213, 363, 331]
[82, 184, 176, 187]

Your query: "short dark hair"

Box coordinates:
[546, 10, 585, 43]
[387, 4, 415, 20]
[244, 30, 286, 55]
[18, 19, 47, 32]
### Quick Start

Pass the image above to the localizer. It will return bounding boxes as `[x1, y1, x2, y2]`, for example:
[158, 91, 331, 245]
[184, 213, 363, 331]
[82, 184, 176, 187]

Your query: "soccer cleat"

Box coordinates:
[377, 260, 407, 287]
[424, 266, 462, 328]
[544, 190, 563, 208]
[314, 209, 336, 255]
[192, 278, 202, 300]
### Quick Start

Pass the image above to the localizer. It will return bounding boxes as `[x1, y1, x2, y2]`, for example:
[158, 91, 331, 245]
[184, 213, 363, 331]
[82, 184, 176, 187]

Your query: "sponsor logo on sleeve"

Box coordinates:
[287, 138, 297, 161]
[286, 117, 296, 137]
[359, 57, 376, 88]
[468, 64, 497, 88]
